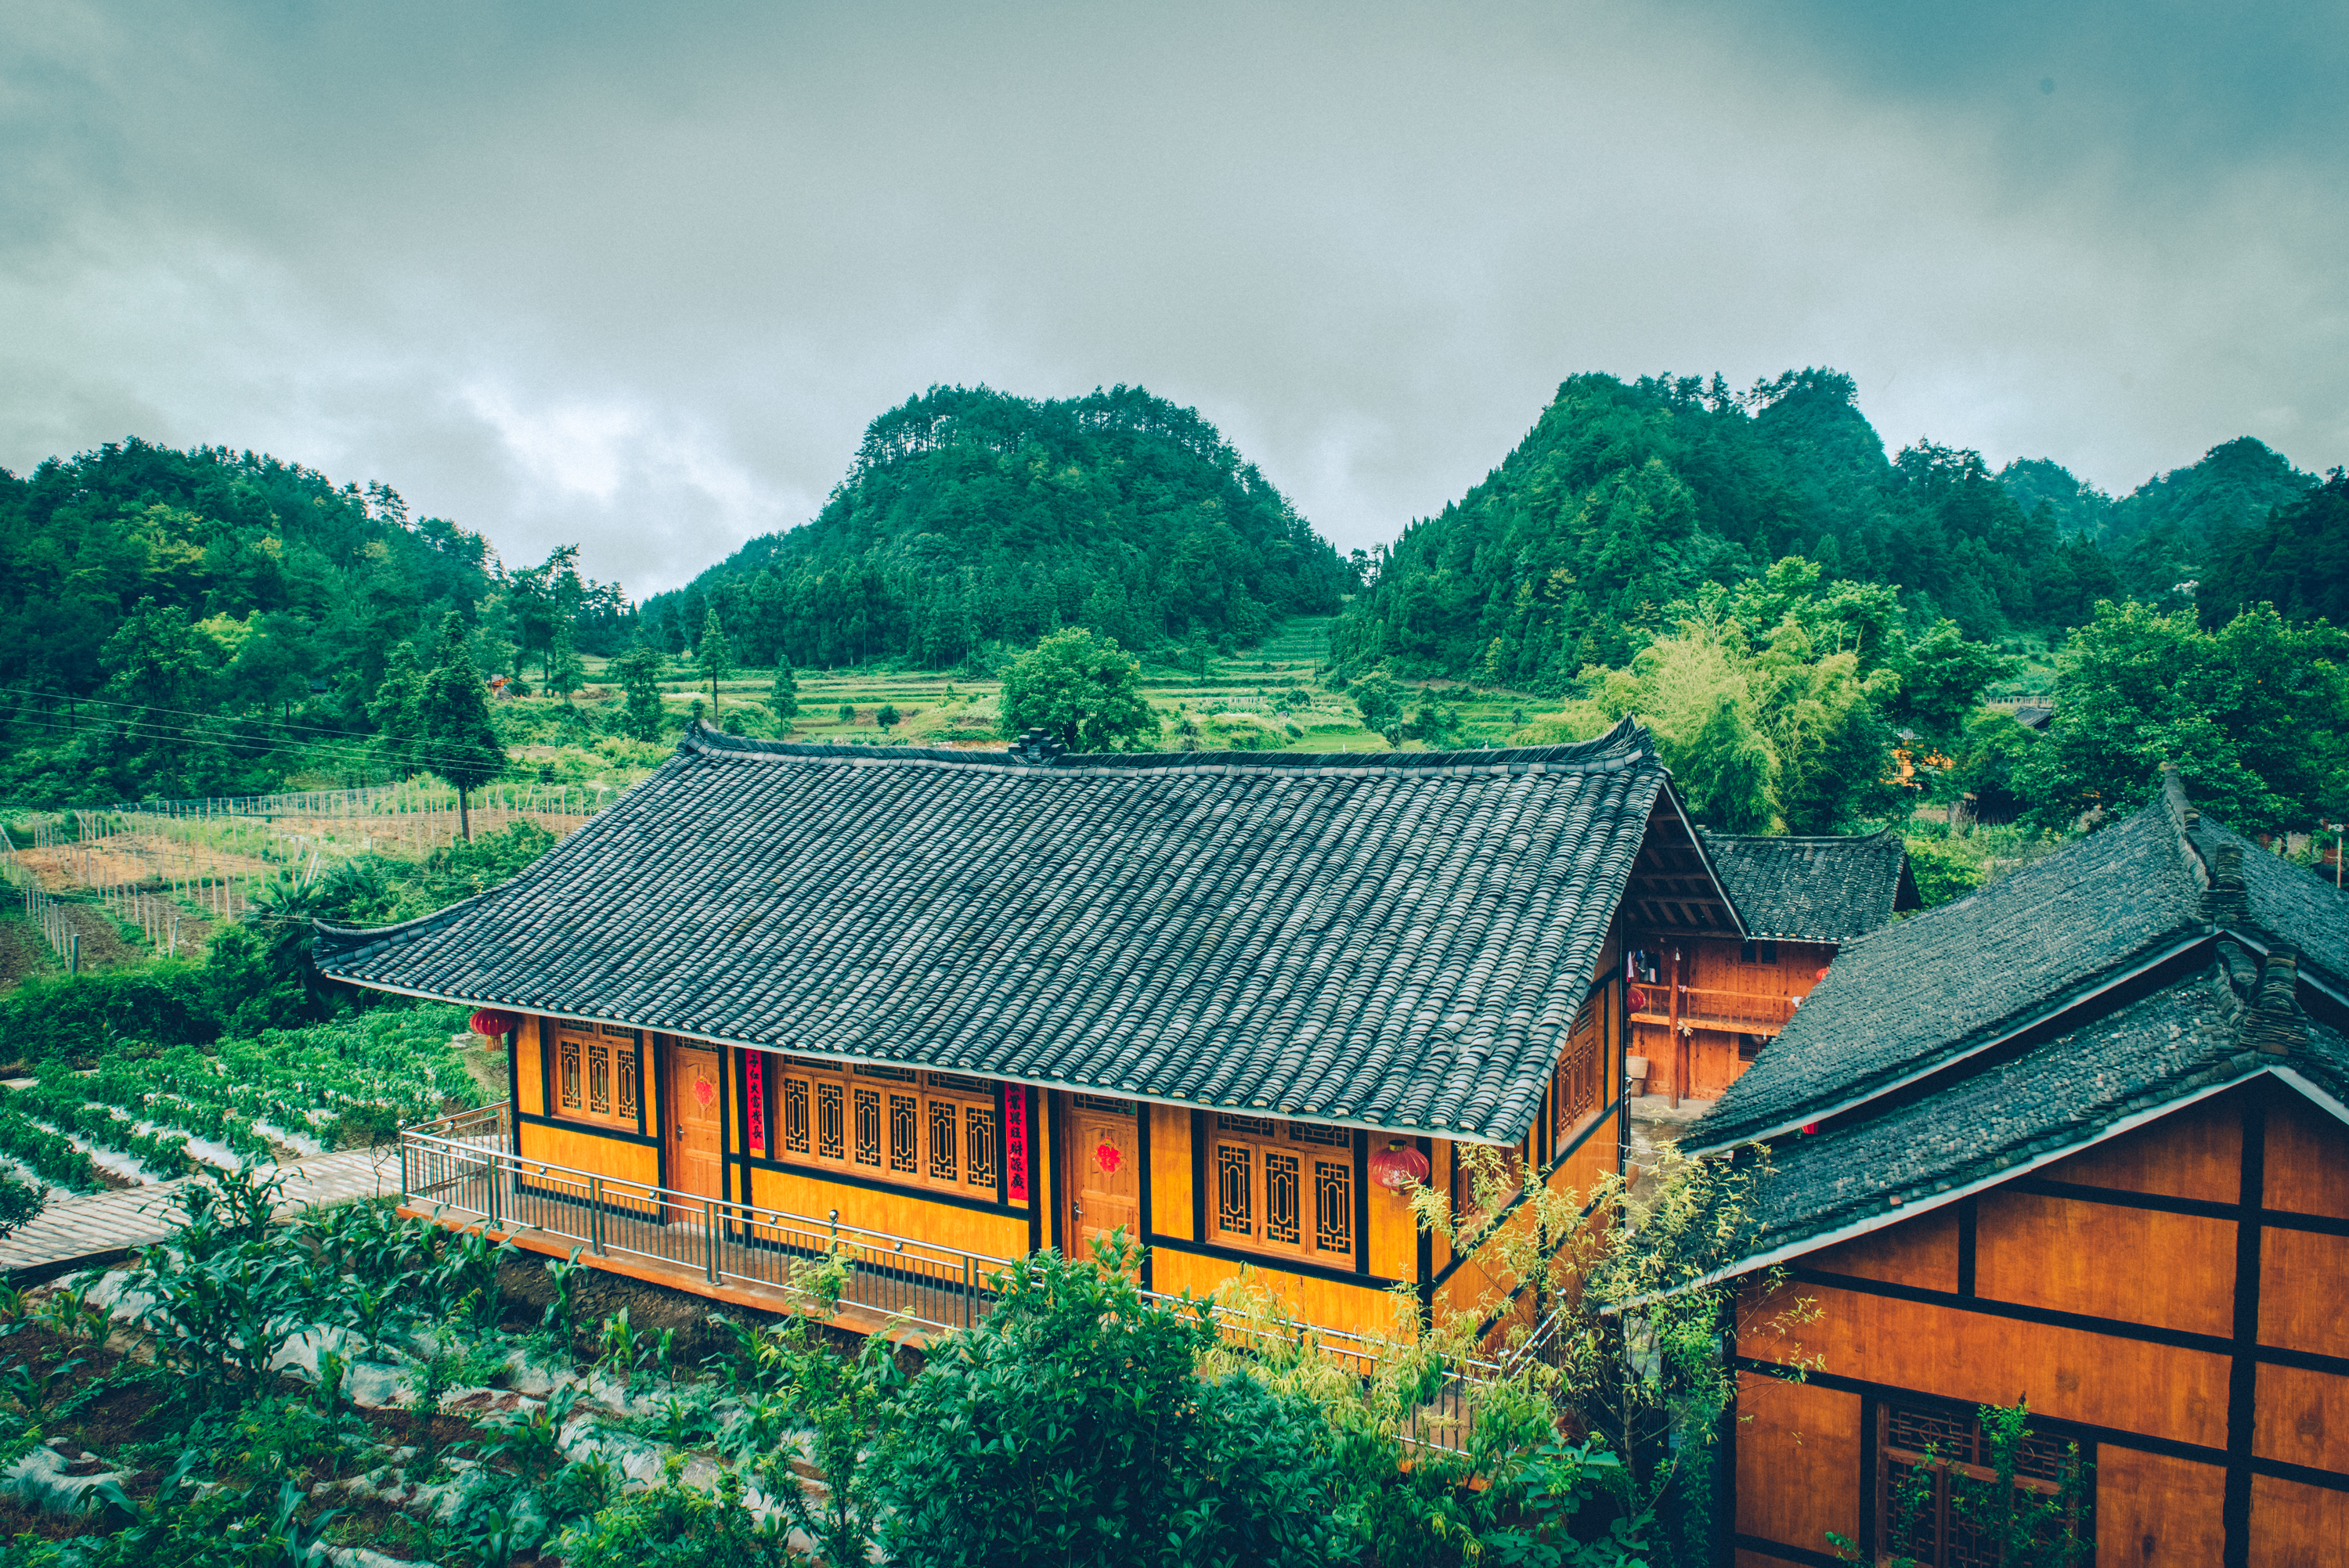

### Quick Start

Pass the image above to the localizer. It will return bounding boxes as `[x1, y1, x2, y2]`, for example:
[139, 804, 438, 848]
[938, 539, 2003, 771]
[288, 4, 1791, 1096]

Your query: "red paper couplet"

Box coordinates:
[1003, 1086, 1030, 1202]
[745, 1053, 766, 1154]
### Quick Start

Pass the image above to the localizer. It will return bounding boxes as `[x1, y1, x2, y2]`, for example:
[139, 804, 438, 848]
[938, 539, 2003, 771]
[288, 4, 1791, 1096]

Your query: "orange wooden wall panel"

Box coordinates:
[1149, 1246, 1406, 1339]
[1748, 1281, 2232, 1448]
[516, 1017, 547, 1115]
[1807, 1206, 1960, 1294]
[2095, 1447, 2227, 1566]
[2253, 1363, 2349, 1474]
[514, 1119, 659, 1187]
[1369, 1174, 1416, 1282]
[1149, 1105, 1193, 1242]
[2264, 1095, 2349, 1220]
[2250, 1472, 2349, 1567]
[1733, 1372, 1860, 1559]
[2044, 1092, 2241, 1203]
[2260, 1226, 2349, 1359]
[743, 1166, 1029, 1260]
[1973, 1190, 2236, 1339]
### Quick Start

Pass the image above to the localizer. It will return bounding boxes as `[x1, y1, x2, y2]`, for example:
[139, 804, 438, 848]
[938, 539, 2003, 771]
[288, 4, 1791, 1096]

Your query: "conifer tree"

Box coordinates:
[609, 641, 667, 742]
[368, 640, 428, 776]
[697, 607, 734, 721]
[770, 656, 800, 722]
[417, 613, 507, 839]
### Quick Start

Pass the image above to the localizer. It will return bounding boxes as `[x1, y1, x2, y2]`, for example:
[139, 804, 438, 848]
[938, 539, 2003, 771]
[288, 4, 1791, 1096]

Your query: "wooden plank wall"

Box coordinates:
[1633, 936, 1832, 1102]
[1730, 1080, 2349, 1568]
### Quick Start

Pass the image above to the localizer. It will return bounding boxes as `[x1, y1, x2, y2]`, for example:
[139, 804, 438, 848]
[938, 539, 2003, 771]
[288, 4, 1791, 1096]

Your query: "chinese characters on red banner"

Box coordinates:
[1003, 1084, 1030, 1202]
[745, 1051, 765, 1154]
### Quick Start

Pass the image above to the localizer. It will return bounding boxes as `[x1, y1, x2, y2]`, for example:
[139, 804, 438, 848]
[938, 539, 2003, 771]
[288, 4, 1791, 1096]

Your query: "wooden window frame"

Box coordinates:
[550, 1021, 644, 1132]
[1874, 1397, 2092, 1566]
[1737, 939, 1780, 965]
[766, 1056, 999, 1199]
[1211, 1115, 1355, 1263]
[1553, 996, 1605, 1139]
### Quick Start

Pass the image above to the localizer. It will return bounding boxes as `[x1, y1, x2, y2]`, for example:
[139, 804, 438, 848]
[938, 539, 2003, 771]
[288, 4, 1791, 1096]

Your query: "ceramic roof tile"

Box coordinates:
[316, 720, 1668, 1142]
[1696, 828, 1918, 942]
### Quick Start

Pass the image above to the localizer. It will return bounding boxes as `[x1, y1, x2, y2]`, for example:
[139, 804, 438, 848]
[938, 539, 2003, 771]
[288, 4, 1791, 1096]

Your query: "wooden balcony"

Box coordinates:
[1628, 982, 1799, 1037]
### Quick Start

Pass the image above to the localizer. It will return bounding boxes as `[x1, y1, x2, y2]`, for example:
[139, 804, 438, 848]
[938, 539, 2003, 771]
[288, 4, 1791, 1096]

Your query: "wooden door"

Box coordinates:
[1062, 1096, 1140, 1263]
[666, 1044, 724, 1216]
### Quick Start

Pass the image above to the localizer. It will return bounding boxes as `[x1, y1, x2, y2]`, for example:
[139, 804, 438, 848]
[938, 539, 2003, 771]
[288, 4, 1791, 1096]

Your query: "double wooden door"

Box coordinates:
[1062, 1096, 1139, 1262]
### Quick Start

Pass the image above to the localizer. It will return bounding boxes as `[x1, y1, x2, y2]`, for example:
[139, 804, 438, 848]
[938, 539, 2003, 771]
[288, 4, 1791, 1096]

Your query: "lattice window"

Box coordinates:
[550, 1023, 639, 1130]
[1217, 1143, 1254, 1235]
[965, 1103, 997, 1188]
[889, 1094, 919, 1173]
[1266, 1151, 1301, 1245]
[784, 1079, 811, 1155]
[770, 1059, 1002, 1196]
[1076, 1094, 1139, 1115]
[1877, 1400, 2091, 1568]
[817, 1083, 844, 1160]
[1214, 1119, 1357, 1262]
[1315, 1159, 1353, 1253]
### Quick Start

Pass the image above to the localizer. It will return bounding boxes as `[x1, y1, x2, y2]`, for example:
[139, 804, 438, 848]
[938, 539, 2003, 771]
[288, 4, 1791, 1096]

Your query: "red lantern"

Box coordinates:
[1369, 1141, 1431, 1192]
[1815, 966, 1831, 982]
[469, 1008, 521, 1039]
[1626, 986, 1650, 1014]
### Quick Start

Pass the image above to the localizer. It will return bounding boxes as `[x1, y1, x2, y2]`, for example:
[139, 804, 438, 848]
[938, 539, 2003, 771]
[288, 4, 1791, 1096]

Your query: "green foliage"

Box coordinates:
[697, 607, 735, 712]
[2199, 467, 2349, 629]
[645, 385, 1348, 671]
[561, 1459, 790, 1568]
[732, 1310, 898, 1567]
[1903, 837, 1987, 907]
[0, 962, 218, 1065]
[874, 1235, 1339, 1568]
[1831, 1398, 2091, 1567]
[1352, 671, 1405, 744]
[875, 701, 900, 730]
[2015, 601, 2349, 832]
[769, 657, 800, 720]
[368, 640, 429, 775]
[997, 627, 1161, 752]
[609, 640, 670, 742]
[417, 612, 509, 810]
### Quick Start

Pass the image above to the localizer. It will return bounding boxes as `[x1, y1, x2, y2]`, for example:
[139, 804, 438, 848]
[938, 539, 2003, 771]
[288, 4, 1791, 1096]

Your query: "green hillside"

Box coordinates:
[641, 384, 1354, 671]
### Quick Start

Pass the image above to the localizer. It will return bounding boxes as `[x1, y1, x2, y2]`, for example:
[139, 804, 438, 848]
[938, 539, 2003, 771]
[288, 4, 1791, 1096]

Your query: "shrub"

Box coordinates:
[559, 1460, 789, 1568]
[873, 1235, 1340, 1568]
[0, 963, 218, 1065]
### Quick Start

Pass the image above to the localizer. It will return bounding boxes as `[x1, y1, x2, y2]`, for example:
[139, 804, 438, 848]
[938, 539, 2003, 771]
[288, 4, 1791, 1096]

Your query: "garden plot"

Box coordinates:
[0, 1007, 482, 1195]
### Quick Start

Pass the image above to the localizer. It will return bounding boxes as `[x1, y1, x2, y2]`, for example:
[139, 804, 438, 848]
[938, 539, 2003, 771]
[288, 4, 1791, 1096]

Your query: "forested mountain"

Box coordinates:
[1329, 370, 2122, 687]
[640, 384, 1352, 669]
[1330, 371, 2332, 690]
[0, 440, 630, 801]
[1997, 436, 2315, 604]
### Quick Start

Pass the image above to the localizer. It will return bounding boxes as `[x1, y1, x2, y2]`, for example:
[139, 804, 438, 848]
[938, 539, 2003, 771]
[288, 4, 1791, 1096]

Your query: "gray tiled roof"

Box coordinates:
[316, 721, 1669, 1142]
[1695, 828, 1918, 942]
[1691, 804, 2209, 1150]
[1734, 968, 2349, 1260]
[2198, 818, 2349, 996]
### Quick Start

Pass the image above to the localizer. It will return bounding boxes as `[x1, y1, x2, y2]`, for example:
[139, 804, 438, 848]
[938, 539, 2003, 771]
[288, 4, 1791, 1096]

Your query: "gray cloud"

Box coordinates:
[3, 1, 2343, 592]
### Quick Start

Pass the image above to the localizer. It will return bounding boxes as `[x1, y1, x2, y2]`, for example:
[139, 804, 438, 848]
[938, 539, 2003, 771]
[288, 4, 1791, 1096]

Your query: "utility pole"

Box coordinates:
[2327, 822, 2346, 891]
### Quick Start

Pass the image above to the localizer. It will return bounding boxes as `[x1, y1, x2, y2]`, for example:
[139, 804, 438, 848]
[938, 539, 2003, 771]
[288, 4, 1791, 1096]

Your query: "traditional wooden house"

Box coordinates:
[1690, 768, 2349, 1567]
[317, 720, 1745, 1339]
[1624, 830, 1917, 1105]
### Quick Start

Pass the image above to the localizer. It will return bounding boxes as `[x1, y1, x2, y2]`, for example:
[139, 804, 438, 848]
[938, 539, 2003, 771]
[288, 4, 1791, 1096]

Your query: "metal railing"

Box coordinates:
[399, 1105, 1510, 1452]
[399, 1104, 1011, 1335]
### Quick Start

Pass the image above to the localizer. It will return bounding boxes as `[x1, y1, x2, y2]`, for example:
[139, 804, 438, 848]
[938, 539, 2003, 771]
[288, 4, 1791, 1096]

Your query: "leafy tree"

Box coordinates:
[367, 642, 428, 775]
[769, 657, 799, 720]
[837, 703, 855, 724]
[546, 615, 586, 701]
[696, 608, 734, 719]
[1885, 620, 2019, 749]
[608, 642, 668, 743]
[875, 703, 900, 732]
[998, 628, 1160, 752]
[1902, 837, 1988, 907]
[2199, 467, 2349, 629]
[416, 614, 507, 840]
[1351, 671, 1405, 744]
[2015, 601, 2349, 833]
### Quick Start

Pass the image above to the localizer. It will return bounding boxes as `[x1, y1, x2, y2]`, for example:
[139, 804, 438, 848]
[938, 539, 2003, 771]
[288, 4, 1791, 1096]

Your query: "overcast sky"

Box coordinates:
[5, 2, 2344, 593]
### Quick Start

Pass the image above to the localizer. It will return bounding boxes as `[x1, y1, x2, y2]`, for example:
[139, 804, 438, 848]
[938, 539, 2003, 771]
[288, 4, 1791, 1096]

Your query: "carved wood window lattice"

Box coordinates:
[767, 1057, 1001, 1197]
[1213, 1117, 1355, 1263]
[550, 1022, 640, 1131]
[1555, 997, 1603, 1134]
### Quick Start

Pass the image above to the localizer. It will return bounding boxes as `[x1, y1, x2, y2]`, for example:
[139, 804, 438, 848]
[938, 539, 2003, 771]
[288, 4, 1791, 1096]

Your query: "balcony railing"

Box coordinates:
[1627, 982, 1799, 1036]
[399, 1105, 1506, 1452]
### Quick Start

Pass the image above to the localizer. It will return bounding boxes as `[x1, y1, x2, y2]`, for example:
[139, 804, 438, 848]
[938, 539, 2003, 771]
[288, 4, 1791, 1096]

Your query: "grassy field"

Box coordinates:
[570, 616, 1584, 756]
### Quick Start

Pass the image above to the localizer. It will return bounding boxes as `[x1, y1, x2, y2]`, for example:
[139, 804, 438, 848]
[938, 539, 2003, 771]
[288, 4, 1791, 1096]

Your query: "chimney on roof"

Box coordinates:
[2240, 945, 2308, 1056]
[1014, 728, 1067, 766]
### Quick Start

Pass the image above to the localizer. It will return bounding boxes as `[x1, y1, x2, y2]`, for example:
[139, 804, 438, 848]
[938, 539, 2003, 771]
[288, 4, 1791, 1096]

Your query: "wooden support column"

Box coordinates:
[1669, 945, 1684, 1109]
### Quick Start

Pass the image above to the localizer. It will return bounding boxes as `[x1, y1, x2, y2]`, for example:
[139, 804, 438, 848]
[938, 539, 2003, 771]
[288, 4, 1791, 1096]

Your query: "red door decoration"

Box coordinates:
[695, 1076, 716, 1107]
[1003, 1087, 1030, 1202]
[469, 1009, 521, 1039]
[1094, 1141, 1123, 1174]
